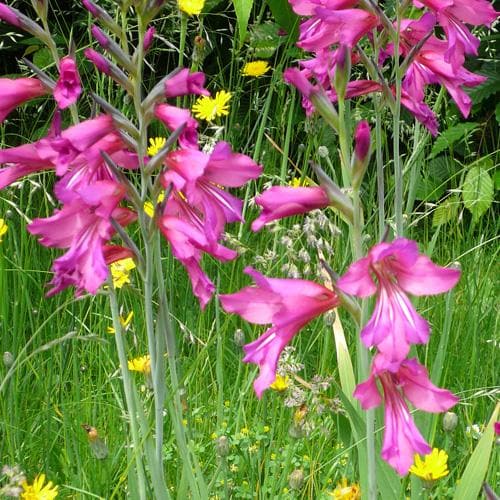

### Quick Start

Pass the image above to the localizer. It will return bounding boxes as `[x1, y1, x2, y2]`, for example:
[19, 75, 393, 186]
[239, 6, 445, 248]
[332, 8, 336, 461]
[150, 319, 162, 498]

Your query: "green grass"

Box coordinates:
[1, 2, 499, 498]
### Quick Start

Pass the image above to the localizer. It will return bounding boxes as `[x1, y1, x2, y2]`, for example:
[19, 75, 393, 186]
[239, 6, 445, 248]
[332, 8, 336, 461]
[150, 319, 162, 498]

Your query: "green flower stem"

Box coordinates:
[179, 13, 188, 69]
[375, 100, 386, 239]
[154, 244, 208, 498]
[393, 13, 404, 237]
[338, 83, 377, 500]
[108, 284, 148, 500]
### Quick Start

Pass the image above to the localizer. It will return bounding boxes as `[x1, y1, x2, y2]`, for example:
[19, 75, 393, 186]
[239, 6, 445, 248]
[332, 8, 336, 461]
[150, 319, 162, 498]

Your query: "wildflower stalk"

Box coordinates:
[178, 14, 188, 69]
[337, 81, 377, 500]
[393, 11, 404, 237]
[154, 234, 208, 498]
[108, 283, 148, 500]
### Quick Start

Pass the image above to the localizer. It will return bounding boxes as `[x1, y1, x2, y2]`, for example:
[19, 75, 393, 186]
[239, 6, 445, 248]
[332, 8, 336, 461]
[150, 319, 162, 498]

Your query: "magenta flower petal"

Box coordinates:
[353, 373, 382, 409]
[54, 56, 82, 109]
[220, 267, 340, 397]
[154, 103, 199, 149]
[0, 77, 48, 123]
[251, 186, 330, 232]
[164, 68, 209, 98]
[336, 255, 376, 297]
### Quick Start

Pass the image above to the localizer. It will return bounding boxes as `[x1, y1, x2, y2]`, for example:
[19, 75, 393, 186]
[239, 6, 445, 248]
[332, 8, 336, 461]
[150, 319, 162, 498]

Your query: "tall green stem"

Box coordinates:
[393, 13, 403, 237]
[108, 285, 148, 500]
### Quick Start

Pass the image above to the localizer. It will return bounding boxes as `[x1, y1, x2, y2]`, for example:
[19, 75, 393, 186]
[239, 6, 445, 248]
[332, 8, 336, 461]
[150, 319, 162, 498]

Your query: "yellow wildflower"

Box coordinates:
[21, 474, 58, 500]
[110, 258, 136, 288]
[107, 311, 134, 334]
[178, 0, 204, 16]
[210, 432, 218, 440]
[270, 374, 289, 392]
[128, 355, 151, 375]
[192, 90, 232, 121]
[270, 453, 277, 460]
[0, 218, 7, 243]
[410, 448, 449, 487]
[240, 427, 250, 436]
[248, 444, 259, 453]
[230, 464, 238, 472]
[329, 478, 361, 499]
[263, 425, 270, 433]
[241, 60, 271, 77]
[289, 177, 311, 187]
[144, 191, 166, 218]
[147, 137, 166, 157]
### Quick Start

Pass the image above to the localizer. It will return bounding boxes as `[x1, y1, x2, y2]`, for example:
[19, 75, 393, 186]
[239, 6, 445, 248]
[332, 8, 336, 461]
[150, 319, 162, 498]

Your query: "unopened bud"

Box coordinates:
[334, 45, 351, 101]
[442, 411, 458, 432]
[144, 26, 156, 52]
[3, 351, 14, 367]
[288, 469, 305, 490]
[351, 120, 371, 189]
[216, 436, 230, 457]
[233, 329, 245, 347]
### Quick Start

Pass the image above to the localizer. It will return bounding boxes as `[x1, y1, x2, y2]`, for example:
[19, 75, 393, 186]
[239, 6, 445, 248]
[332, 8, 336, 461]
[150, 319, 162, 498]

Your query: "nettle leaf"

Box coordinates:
[467, 63, 500, 105]
[432, 194, 460, 227]
[415, 157, 450, 201]
[462, 165, 494, 221]
[247, 22, 283, 59]
[430, 123, 479, 158]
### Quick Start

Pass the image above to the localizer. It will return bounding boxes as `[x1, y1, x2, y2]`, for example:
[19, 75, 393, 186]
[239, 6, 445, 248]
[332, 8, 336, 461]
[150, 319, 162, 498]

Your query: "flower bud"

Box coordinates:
[91, 25, 109, 48]
[233, 329, 245, 347]
[143, 26, 156, 52]
[351, 120, 371, 189]
[442, 411, 458, 432]
[334, 45, 351, 101]
[3, 351, 14, 367]
[215, 436, 230, 457]
[288, 469, 305, 490]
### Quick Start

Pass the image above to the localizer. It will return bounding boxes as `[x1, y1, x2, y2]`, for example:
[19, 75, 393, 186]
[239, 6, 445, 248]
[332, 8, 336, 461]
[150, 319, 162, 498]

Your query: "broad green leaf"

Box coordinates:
[247, 22, 283, 59]
[332, 312, 356, 407]
[462, 166, 494, 221]
[33, 47, 53, 69]
[453, 403, 499, 500]
[467, 62, 500, 105]
[430, 123, 478, 158]
[232, 0, 253, 46]
[432, 194, 459, 227]
[267, 0, 299, 38]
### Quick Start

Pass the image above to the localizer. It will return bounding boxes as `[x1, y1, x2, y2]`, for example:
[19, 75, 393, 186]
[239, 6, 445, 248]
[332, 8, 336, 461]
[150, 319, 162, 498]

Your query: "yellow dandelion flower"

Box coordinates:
[289, 177, 311, 188]
[144, 191, 166, 218]
[410, 448, 449, 487]
[241, 60, 271, 77]
[21, 474, 58, 500]
[0, 218, 7, 243]
[128, 355, 151, 375]
[178, 0, 205, 16]
[147, 137, 166, 157]
[110, 258, 136, 288]
[329, 478, 361, 499]
[192, 90, 232, 121]
[270, 374, 289, 392]
[107, 310, 134, 334]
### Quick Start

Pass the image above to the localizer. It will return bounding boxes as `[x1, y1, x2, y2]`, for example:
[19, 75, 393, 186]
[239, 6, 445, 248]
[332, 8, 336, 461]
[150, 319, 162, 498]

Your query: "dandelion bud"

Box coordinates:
[351, 120, 371, 189]
[318, 146, 329, 158]
[3, 351, 14, 367]
[233, 329, 245, 347]
[334, 45, 351, 101]
[143, 26, 156, 52]
[215, 436, 230, 458]
[442, 411, 458, 432]
[288, 469, 305, 490]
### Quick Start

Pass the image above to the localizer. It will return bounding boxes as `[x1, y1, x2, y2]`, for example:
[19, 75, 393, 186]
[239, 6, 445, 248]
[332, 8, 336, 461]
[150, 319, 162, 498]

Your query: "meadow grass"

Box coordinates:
[0, 3, 499, 498]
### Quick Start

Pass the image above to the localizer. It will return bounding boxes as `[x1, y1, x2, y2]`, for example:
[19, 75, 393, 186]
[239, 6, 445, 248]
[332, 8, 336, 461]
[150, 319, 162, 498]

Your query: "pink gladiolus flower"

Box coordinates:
[54, 56, 82, 109]
[289, 0, 357, 15]
[28, 180, 127, 296]
[159, 194, 236, 308]
[164, 69, 210, 98]
[84, 48, 111, 74]
[154, 104, 199, 149]
[355, 356, 458, 475]
[220, 267, 340, 397]
[354, 120, 370, 163]
[414, 0, 498, 64]
[163, 142, 262, 242]
[0, 78, 48, 123]
[298, 9, 378, 51]
[0, 3, 21, 27]
[337, 238, 460, 366]
[251, 186, 330, 231]
[143, 26, 156, 52]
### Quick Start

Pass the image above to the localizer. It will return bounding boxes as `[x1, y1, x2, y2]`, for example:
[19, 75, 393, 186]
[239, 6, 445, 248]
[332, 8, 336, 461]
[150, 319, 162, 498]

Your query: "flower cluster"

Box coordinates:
[283, 0, 498, 134]
[0, 3, 261, 307]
